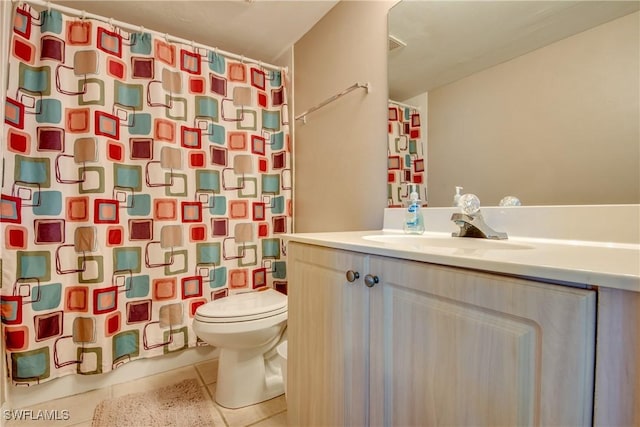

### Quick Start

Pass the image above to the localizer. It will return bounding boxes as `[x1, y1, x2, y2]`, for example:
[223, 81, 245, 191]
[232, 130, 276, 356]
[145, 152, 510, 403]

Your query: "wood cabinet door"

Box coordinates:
[594, 287, 640, 426]
[369, 256, 596, 427]
[287, 243, 370, 426]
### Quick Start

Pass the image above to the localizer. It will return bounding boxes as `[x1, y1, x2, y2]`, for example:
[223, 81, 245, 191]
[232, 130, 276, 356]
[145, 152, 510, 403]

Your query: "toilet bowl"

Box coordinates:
[193, 288, 287, 409]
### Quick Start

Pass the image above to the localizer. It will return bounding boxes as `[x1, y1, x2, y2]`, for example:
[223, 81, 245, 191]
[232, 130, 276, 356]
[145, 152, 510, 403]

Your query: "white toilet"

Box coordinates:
[192, 288, 287, 409]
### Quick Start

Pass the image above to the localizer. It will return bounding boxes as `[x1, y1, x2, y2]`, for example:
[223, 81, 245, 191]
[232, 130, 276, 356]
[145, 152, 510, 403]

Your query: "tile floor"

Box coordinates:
[5, 360, 287, 427]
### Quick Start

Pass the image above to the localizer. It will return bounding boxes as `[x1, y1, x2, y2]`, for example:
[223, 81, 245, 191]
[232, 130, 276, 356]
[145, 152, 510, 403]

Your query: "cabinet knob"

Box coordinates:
[346, 270, 360, 283]
[364, 274, 379, 288]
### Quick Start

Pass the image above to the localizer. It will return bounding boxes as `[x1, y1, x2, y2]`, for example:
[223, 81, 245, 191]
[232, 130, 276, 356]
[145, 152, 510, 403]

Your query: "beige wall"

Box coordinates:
[427, 11, 640, 207]
[293, 1, 394, 232]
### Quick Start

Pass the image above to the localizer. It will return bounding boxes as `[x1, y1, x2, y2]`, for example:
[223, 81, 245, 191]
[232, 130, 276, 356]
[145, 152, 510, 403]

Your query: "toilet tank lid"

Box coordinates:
[197, 288, 287, 318]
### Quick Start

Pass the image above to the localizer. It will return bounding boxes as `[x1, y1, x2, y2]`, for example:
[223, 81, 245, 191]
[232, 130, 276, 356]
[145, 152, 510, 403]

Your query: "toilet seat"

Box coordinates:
[195, 288, 287, 323]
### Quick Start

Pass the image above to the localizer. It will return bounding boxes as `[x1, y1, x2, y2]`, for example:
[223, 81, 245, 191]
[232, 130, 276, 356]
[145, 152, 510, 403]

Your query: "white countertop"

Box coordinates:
[284, 230, 640, 293]
[285, 230, 640, 292]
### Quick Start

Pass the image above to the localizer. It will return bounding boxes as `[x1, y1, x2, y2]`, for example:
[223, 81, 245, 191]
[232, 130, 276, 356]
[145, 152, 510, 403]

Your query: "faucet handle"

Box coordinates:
[458, 193, 481, 216]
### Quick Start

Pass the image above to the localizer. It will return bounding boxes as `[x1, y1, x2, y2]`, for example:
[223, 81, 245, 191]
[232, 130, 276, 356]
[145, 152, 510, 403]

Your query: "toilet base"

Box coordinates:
[215, 341, 284, 408]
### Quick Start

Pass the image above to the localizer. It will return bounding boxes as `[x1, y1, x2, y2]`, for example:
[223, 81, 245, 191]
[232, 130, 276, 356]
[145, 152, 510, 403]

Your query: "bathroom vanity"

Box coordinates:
[285, 206, 640, 427]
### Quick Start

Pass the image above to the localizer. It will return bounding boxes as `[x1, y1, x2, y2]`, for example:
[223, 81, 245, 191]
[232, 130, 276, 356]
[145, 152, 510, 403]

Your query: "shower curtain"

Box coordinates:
[1, 4, 291, 385]
[388, 102, 425, 206]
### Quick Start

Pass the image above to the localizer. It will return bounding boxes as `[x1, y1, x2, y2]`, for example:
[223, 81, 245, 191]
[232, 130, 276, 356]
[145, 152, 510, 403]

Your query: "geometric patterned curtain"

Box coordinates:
[1, 4, 291, 385]
[387, 102, 426, 207]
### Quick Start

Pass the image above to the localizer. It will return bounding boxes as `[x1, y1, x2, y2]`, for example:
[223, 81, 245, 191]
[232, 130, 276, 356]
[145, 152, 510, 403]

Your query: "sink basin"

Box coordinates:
[362, 234, 533, 251]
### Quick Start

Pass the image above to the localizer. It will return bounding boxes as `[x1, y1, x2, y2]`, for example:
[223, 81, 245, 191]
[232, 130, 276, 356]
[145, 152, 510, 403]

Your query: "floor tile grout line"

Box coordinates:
[201, 381, 230, 427]
[245, 408, 288, 427]
[194, 362, 209, 387]
[201, 386, 230, 427]
[195, 359, 233, 427]
[214, 400, 232, 427]
[195, 358, 219, 386]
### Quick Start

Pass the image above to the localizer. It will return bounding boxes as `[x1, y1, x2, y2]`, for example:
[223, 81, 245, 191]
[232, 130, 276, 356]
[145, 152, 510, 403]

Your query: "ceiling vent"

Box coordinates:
[388, 34, 407, 51]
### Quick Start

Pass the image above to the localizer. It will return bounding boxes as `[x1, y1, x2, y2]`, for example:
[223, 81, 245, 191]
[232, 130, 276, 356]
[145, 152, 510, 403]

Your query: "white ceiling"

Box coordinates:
[389, 1, 640, 100]
[55, 0, 339, 64]
[44, 0, 640, 100]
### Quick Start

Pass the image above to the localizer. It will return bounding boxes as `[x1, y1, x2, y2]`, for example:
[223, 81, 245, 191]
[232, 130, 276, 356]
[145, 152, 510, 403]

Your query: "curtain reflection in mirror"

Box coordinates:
[388, 101, 426, 207]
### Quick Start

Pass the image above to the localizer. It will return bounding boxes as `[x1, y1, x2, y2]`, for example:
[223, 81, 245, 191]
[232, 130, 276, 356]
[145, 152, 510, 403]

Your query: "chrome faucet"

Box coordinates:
[451, 212, 508, 240]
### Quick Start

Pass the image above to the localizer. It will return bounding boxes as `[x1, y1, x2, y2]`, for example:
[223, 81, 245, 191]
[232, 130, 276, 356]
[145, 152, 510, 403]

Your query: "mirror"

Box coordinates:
[388, 1, 640, 207]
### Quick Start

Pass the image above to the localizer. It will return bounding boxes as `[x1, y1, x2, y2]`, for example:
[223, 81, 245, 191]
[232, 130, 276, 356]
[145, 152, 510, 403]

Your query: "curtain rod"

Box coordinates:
[389, 99, 420, 111]
[17, 0, 287, 73]
[295, 82, 370, 124]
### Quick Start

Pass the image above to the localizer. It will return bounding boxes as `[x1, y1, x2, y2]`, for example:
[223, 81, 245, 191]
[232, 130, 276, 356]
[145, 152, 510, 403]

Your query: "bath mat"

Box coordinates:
[92, 378, 218, 427]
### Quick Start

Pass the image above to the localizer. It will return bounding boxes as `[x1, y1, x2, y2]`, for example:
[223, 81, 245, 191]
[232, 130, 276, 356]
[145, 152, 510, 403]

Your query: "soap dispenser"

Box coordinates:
[453, 186, 463, 207]
[404, 185, 425, 235]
